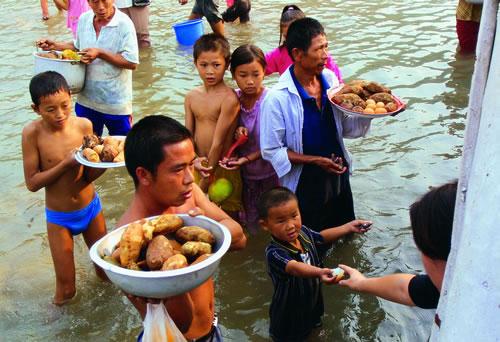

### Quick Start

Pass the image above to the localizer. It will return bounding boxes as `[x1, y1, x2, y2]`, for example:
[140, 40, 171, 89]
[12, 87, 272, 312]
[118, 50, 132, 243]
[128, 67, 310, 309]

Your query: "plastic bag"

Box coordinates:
[142, 303, 187, 342]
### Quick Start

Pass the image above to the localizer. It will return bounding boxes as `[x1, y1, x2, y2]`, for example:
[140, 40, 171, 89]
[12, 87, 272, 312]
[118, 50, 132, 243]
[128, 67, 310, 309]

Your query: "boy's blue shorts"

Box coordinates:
[45, 194, 102, 235]
[75, 103, 132, 136]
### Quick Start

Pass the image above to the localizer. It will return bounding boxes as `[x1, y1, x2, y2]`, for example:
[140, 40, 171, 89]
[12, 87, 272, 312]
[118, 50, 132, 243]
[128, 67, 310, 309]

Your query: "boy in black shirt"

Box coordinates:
[257, 187, 371, 341]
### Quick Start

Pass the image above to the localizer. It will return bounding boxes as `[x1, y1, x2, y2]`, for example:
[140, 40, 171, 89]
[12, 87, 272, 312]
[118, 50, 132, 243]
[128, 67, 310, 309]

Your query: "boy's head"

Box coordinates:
[125, 115, 196, 207]
[29, 71, 72, 127]
[410, 180, 458, 261]
[193, 34, 231, 86]
[258, 187, 302, 242]
[30, 71, 71, 107]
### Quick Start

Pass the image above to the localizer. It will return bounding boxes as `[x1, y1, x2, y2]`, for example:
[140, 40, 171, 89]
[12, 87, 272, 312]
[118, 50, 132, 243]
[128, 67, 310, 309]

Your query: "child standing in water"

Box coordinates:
[52, 0, 90, 37]
[257, 187, 371, 341]
[220, 44, 278, 231]
[184, 34, 242, 218]
[265, 4, 343, 81]
[22, 71, 108, 305]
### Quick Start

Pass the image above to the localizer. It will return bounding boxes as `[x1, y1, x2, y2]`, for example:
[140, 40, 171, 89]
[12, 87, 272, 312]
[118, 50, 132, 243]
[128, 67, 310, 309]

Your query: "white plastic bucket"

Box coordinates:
[33, 51, 86, 94]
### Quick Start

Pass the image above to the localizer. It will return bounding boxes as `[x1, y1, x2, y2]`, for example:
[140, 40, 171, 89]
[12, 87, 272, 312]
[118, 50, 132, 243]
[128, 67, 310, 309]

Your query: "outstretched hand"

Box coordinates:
[194, 157, 212, 178]
[219, 156, 247, 170]
[314, 156, 347, 175]
[343, 219, 372, 234]
[337, 264, 366, 290]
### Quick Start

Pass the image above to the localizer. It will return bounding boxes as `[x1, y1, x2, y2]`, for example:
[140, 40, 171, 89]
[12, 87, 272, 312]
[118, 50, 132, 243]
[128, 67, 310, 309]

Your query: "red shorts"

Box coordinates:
[456, 19, 480, 53]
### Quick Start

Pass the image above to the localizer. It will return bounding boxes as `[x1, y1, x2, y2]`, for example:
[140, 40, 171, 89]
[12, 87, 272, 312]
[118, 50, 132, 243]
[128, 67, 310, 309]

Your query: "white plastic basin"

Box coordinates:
[89, 214, 232, 299]
[33, 51, 86, 94]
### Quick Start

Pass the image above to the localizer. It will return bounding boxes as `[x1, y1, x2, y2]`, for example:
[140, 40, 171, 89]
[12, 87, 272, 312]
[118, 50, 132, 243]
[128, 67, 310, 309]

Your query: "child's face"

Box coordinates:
[260, 199, 302, 243]
[32, 90, 72, 129]
[232, 60, 265, 96]
[195, 50, 227, 87]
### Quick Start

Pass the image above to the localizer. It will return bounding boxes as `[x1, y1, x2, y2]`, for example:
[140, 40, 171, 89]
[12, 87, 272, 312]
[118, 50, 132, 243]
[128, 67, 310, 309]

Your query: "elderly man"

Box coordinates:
[118, 115, 247, 341]
[260, 17, 371, 245]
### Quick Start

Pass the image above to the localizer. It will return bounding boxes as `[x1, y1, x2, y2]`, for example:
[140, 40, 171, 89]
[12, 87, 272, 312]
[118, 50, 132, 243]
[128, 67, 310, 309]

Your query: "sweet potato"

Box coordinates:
[181, 241, 212, 258]
[146, 235, 175, 270]
[161, 254, 188, 270]
[369, 92, 393, 104]
[168, 239, 183, 254]
[113, 150, 124, 163]
[151, 214, 184, 234]
[101, 144, 119, 162]
[120, 222, 145, 267]
[175, 226, 215, 245]
[82, 148, 100, 162]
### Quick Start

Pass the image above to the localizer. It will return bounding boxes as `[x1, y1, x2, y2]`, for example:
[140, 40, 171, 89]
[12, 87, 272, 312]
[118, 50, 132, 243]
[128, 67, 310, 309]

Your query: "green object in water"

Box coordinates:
[208, 178, 233, 204]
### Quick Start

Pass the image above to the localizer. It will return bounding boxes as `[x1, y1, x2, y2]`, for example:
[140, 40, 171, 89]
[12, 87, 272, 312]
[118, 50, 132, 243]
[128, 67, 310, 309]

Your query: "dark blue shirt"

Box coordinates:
[290, 66, 344, 159]
[265, 226, 325, 341]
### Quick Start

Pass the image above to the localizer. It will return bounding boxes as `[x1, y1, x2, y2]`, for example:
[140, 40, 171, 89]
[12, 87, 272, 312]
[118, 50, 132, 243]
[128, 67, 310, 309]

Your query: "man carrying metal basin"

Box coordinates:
[117, 115, 247, 340]
[37, 0, 139, 137]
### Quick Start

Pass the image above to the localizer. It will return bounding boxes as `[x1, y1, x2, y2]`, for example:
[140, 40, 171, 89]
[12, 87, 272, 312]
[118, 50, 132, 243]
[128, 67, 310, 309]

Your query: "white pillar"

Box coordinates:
[431, 1, 500, 340]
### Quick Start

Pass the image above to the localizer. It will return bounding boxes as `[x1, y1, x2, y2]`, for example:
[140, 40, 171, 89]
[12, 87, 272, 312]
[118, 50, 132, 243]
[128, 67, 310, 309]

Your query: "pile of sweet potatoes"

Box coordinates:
[102, 214, 216, 271]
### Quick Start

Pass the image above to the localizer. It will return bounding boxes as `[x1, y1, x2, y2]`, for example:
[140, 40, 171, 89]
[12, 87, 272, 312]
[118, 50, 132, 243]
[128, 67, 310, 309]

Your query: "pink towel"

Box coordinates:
[67, 0, 90, 38]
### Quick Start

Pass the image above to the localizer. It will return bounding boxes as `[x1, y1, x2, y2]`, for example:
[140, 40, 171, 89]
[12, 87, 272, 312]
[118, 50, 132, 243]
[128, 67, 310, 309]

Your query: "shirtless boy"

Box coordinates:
[118, 115, 246, 340]
[185, 33, 242, 215]
[22, 71, 107, 305]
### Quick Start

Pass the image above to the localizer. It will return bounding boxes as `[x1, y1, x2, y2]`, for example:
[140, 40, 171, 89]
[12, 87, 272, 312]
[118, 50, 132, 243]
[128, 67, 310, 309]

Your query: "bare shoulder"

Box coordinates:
[74, 116, 93, 134]
[22, 120, 40, 139]
[222, 87, 239, 106]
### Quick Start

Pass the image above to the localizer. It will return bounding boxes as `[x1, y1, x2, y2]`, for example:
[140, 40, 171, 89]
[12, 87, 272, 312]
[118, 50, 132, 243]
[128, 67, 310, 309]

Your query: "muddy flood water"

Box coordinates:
[0, 0, 476, 340]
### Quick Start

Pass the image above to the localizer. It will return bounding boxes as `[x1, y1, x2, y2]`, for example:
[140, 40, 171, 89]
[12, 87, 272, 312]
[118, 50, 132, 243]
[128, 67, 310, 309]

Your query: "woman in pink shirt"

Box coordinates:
[265, 4, 343, 82]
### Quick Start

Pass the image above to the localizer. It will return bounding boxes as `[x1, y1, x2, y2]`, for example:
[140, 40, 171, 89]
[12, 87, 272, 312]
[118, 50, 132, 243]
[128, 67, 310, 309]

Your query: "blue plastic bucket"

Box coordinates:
[173, 19, 204, 46]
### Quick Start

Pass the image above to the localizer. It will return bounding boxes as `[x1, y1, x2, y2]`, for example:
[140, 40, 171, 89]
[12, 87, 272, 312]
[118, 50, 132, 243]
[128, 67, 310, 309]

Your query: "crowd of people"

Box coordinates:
[26, 1, 467, 340]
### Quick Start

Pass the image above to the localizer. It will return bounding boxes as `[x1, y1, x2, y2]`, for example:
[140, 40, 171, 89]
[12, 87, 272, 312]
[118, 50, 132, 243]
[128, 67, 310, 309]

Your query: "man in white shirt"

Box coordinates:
[37, 0, 139, 136]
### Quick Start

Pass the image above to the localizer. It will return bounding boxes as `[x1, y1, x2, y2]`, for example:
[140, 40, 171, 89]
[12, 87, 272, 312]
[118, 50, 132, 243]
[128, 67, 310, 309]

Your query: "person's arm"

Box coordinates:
[338, 264, 416, 306]
[286, 260, 334, 282]
[22, 125, 78, 192]
[206, 93, 240, 171]
[320, 219, 372, 243]
[36, 39, 75, 51]
[260, 93, 292, 177]
[79, 48, 137, 69]
[53, 0, 68, 10]
[287, 150, 346, 175]
[184, 92, 195, 134]
[193, 185, 247, 250]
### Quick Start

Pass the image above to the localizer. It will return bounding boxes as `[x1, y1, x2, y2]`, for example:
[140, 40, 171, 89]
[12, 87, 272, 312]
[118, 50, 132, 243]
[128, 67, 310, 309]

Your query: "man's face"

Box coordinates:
[148, 139, 196, 208]
[88, 0, 115, 20]
[295, 33, 329, 75]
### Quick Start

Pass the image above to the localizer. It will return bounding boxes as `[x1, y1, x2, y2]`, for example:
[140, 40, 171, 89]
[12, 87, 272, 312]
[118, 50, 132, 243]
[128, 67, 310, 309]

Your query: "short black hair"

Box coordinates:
[29, 71, 70, 107]
[257, 186, 298, 219]
[230, 44, 266, 74]
[410, 180, 458, 261]
[124, 115, 193, 186]
[285, 17, 325, 61]
[193, 33, 231, 67]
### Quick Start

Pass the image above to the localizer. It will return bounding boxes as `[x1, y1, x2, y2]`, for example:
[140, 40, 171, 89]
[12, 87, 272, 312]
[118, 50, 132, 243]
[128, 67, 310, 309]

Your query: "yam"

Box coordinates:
[181, 241, 212, 258]
[146, 235, 174, 270]
[151, 214, 184, 234]
[120, 222, 145, 267]
[161, 254, 188, 270]
[175, 226, 215, 244]
[82, 148, 100, 162]
[369, 92, 393, 104]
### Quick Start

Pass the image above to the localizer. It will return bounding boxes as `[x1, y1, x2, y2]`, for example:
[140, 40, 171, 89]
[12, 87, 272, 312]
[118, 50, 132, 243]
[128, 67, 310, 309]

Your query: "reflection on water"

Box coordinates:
[0, 0, 475, 340]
